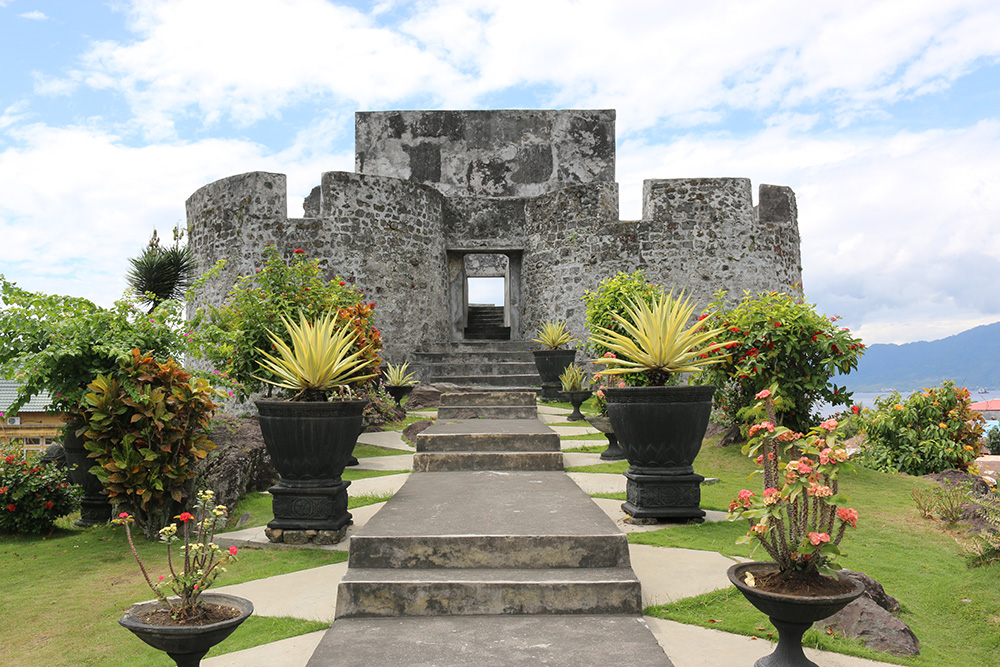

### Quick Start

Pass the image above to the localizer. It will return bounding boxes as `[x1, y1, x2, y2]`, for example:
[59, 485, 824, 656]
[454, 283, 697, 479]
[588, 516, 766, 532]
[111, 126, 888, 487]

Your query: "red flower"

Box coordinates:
[6, 504, 15, 512]
[177, 512, 195, 523]
[339, 281, 346, 286]
[229, 545, 238, 556]
[851, 405, 860, 415]
[44, 501, 54, 510]
[774, 321, 781, 327]
[293, 248, 305, 254]
[4, 455, 13, 463]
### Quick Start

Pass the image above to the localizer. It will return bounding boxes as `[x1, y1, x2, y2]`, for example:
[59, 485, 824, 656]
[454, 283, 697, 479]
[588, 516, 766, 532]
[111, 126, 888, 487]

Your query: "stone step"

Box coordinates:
[463, 326, 511, 340]
[428, 373, 540, 387]
[307, 615, 673, 666]
[416, 419, 559, 452]
[420, 360, 538, 375]
[413, 451, 564, 471]
[415, 341, 536, 354]
[441, 391, 536, 407]
[414, 350, 536, 363]
[437, 405, 538, 419]
[335, 567, 642, 617]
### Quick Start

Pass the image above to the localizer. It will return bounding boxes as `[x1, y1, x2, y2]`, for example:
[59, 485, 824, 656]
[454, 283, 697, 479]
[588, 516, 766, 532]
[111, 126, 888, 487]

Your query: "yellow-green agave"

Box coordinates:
[590, 291, 731, 385]
[384, 361, 417, 386]
[255, 312, 376, 400]
[532, 319, 577, 350]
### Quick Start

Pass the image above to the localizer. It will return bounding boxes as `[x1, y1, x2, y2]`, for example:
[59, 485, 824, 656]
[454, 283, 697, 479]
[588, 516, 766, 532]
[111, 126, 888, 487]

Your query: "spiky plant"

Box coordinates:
[590, 291, 731, 386]
[384, 361, 417, 386]
[559, 364, 588, 392]
[967, 487, 1000, 568]
[126, 230, 196, 312]
[255, 312, 377, 401]
[532, 320, 576, 350]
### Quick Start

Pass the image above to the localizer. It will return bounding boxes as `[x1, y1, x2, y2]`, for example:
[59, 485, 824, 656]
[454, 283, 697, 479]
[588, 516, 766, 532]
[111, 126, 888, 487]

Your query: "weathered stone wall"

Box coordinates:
[356, 110, 615, 198]
[187, 110, 802, 367]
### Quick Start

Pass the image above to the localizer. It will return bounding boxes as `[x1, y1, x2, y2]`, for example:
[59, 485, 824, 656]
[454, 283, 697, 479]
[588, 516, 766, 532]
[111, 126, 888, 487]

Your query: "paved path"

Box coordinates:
[208, 403, 899, 667]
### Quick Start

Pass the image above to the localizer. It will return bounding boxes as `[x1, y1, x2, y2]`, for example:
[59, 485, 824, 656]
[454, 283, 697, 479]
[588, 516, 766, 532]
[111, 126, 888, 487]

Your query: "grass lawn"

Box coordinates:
[559, 432, 608, 441]
[352, 443, 409, 458]
[573, 437, 1000, 667]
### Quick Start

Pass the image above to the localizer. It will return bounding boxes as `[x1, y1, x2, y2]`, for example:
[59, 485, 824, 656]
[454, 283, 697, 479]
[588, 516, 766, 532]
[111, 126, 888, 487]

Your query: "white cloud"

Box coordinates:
[18, 10, 46, 20]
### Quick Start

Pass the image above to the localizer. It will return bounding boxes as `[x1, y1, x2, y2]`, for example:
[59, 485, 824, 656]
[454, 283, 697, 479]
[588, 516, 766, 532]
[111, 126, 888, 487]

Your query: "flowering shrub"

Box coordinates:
[583, 271, 666, 387]
[0, 444, 81, 534]
[727, 388, 859, 579]
[856, 381, 985, 475]
[114, 489, 238, 620]
[189, 245, 382, 399]
[83, 349, 219, 538]
[698, 288, 865, 434]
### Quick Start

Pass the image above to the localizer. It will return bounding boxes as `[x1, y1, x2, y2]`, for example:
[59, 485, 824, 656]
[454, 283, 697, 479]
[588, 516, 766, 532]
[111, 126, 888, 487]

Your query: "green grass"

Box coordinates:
[566, 460, 628, 474]
[564, 444, 611, 453]
[382, 412, 435, 432]
[628, 439, 1000, 667]
[352, 443, 409, 458]
[559, 432, 608, 441]
[538, 396, 599, 414]
[343, 469, 408, 481]
[0, 519, 346, 666]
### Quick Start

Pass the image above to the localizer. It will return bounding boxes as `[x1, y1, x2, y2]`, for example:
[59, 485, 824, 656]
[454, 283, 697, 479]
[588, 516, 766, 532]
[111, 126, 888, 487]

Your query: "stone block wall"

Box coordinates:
[356, 110, 615, 198]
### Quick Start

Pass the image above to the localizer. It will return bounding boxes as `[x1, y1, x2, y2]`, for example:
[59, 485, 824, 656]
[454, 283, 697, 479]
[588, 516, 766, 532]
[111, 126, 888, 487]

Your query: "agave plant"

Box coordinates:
[558, 364, 589, 392]
[384, 361, 417, 386]
[590, 291, 731, 386]
[255, 312, 377, 401]
[532, 319, 577, 350]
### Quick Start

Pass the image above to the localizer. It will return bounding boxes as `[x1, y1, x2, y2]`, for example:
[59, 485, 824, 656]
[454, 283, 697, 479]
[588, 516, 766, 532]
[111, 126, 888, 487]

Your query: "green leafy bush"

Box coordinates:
[0, 279, 189, 415]
[967, 487, 1000, 568]
[82, 349, 219, 538]
[582, 271, 666, 386]
[189, 245, 382, 399]
[985, 426, 1000, 455]
[856, 382, 985, 476]
[0, 444, 81, 534]
[698, 289, 865, 434]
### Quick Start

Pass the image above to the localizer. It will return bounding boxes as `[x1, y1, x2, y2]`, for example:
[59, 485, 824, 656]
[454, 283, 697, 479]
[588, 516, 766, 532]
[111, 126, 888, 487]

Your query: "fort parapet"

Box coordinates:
[187, 110, 801, 364]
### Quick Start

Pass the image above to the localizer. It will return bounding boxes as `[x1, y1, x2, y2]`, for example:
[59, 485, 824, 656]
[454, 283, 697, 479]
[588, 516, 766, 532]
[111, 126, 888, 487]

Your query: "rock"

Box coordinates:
[282, 530, 309, 545]
[264, 527, 283, 542]
[820, 596, 920, 656]
[841, 570, 900, 613]
[313, 528, 347, 545]
[402, 419, 434, 445]
[196, 416, 277, 511]
[717, 424, 743, 447]
[405, 383, 471, 410]
[924, 469, 990, 497]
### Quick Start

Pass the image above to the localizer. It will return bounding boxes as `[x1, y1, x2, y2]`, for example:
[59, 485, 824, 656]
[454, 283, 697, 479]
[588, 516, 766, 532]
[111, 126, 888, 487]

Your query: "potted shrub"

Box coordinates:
[532, 319, 578, 400]
[115, 490, 252, 667]
[558, 364, 591, 422]
[726, 388, 864, 666]
[254, 312, 376, 544]
[590, 290, 731, 521]
[383, 361, 418, 408]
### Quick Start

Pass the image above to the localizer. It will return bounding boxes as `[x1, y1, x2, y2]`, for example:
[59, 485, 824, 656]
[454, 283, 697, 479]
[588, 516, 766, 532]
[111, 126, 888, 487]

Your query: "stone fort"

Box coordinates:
[187, 109, 801, 384]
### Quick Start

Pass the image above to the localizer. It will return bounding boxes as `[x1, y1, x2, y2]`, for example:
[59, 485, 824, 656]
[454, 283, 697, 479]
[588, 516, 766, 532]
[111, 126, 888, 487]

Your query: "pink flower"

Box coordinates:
[748, 421, 775, 437]
[819, 448, 832, 465]
[229, 545, 238, 556]
[755, 389, 772, 400]
[119, 512, 130, 519]
[159, 575, 165, 581]
[763, 488, 781, 505]
[603, 351, 617, 358]
[807, 484, 833, 498]
[617, 381, 626, 388]
[808, 532, 830, 546]
[737, 489, 756, 508]
[596, 389, 604, 399]
[837, 507, 859, 528]
[177, 512, 194, 523]
[819, 418, 838, 432]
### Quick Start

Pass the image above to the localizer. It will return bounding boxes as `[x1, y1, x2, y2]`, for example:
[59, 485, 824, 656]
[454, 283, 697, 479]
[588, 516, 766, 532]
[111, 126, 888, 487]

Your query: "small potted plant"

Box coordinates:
[585, 362, 625, 461]
[115, 489, 252, 667]
[558, 364, 591, 422]
[383, 361, 418, 408]
[589, 290, 731, 521]
[532, 319, 578, 400]
[254, 311, 376, 544]
[726, 388, 864, 667]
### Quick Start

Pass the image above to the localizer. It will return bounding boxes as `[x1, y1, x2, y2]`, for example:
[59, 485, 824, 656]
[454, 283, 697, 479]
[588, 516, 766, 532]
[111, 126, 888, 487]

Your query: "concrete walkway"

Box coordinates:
[207, 404, 899, 667]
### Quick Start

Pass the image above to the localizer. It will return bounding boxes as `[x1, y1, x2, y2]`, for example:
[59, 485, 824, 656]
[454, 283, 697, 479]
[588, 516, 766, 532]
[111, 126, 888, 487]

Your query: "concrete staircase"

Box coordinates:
[306, 391, 671, 665]
[411, 340, 540, 389]
[463, 304, 510, 340]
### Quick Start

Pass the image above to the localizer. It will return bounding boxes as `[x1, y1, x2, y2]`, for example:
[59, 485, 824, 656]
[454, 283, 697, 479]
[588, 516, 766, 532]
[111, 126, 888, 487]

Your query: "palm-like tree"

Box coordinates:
[126, 229, 197, 312]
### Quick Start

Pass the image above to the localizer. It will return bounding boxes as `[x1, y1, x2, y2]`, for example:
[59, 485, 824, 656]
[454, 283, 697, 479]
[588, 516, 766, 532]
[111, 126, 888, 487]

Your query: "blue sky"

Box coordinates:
[1, 0, 999, 345]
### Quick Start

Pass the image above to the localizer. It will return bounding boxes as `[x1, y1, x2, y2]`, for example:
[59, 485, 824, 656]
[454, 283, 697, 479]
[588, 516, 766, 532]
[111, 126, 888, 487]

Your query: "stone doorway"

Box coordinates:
[447, 250, 522, 341]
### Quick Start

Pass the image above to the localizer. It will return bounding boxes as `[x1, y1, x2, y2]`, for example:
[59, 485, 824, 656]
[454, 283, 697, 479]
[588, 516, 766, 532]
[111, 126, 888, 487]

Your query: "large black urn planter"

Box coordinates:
[119, 593, 254, 667]
[605, 385, 715, 521]
[61, 428, 111, 527]
[560, 390, 592, 421]
[727, 562, 865, 667]
[255, 400, 367, 536]
[532, 349, 577, 401]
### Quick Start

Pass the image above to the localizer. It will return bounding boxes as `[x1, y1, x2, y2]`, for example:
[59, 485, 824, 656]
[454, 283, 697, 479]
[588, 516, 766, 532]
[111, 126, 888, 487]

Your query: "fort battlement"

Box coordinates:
[187, 110, 801, 363]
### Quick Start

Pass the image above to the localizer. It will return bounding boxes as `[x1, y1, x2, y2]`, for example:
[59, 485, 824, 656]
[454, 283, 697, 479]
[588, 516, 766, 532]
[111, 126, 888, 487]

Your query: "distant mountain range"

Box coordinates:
[841, 321, 1000, 392]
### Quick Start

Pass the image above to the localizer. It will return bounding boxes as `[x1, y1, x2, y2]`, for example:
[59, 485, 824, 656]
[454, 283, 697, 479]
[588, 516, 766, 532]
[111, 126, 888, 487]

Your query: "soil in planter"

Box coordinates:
[136, 603, 242, 627]
[754, 571, 857, 597]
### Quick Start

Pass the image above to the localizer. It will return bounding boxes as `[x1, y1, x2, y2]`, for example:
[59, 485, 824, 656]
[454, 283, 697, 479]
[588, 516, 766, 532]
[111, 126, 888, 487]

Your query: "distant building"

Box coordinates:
[0, 381, 63, 454]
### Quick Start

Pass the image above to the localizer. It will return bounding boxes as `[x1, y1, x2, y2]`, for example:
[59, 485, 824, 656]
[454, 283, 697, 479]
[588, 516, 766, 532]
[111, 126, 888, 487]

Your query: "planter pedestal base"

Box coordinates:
[599, 433, 625, 461]
[266, 480, 352, 539]
[622, 468, 705, 522]
[754, 617, 818, 667]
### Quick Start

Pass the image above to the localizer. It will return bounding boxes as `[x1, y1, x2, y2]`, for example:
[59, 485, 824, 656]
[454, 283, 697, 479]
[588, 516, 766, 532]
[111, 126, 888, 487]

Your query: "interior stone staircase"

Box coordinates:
[411, 340, 540, 389]
[463, 304, 510, 340]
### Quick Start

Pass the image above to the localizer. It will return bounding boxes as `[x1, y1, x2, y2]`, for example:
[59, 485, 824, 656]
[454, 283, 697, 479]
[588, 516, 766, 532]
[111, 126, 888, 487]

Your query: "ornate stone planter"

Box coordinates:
[62, 427, 110, 527]
[604, 385, 714, 521]
[727, 562, 865, 667]
[560, 390, 592, 421]
[584, 415, 625, 461]
[532, 349, 577, 401]
[385, 384, 414, 408]
[118, 593, 253, 667]
[255, 399, 368, 544]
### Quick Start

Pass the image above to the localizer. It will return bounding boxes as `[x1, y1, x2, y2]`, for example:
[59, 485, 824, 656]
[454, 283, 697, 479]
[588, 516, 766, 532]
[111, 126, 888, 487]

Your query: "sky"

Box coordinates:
[1, 0, 999, 345]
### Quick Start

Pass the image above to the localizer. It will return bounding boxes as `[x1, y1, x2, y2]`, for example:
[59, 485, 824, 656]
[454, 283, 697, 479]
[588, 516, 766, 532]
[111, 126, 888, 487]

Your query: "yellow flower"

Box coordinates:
[939, 423, 948, 429]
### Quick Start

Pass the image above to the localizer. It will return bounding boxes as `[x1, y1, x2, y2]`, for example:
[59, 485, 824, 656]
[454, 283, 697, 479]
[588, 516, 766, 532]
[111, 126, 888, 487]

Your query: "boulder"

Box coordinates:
[405, 383, 471, 410]
[402, 419, 434, 445]
[819, 596, 920, 656]
[195, 416, 276, 511]
[840, 569, 900, 613]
